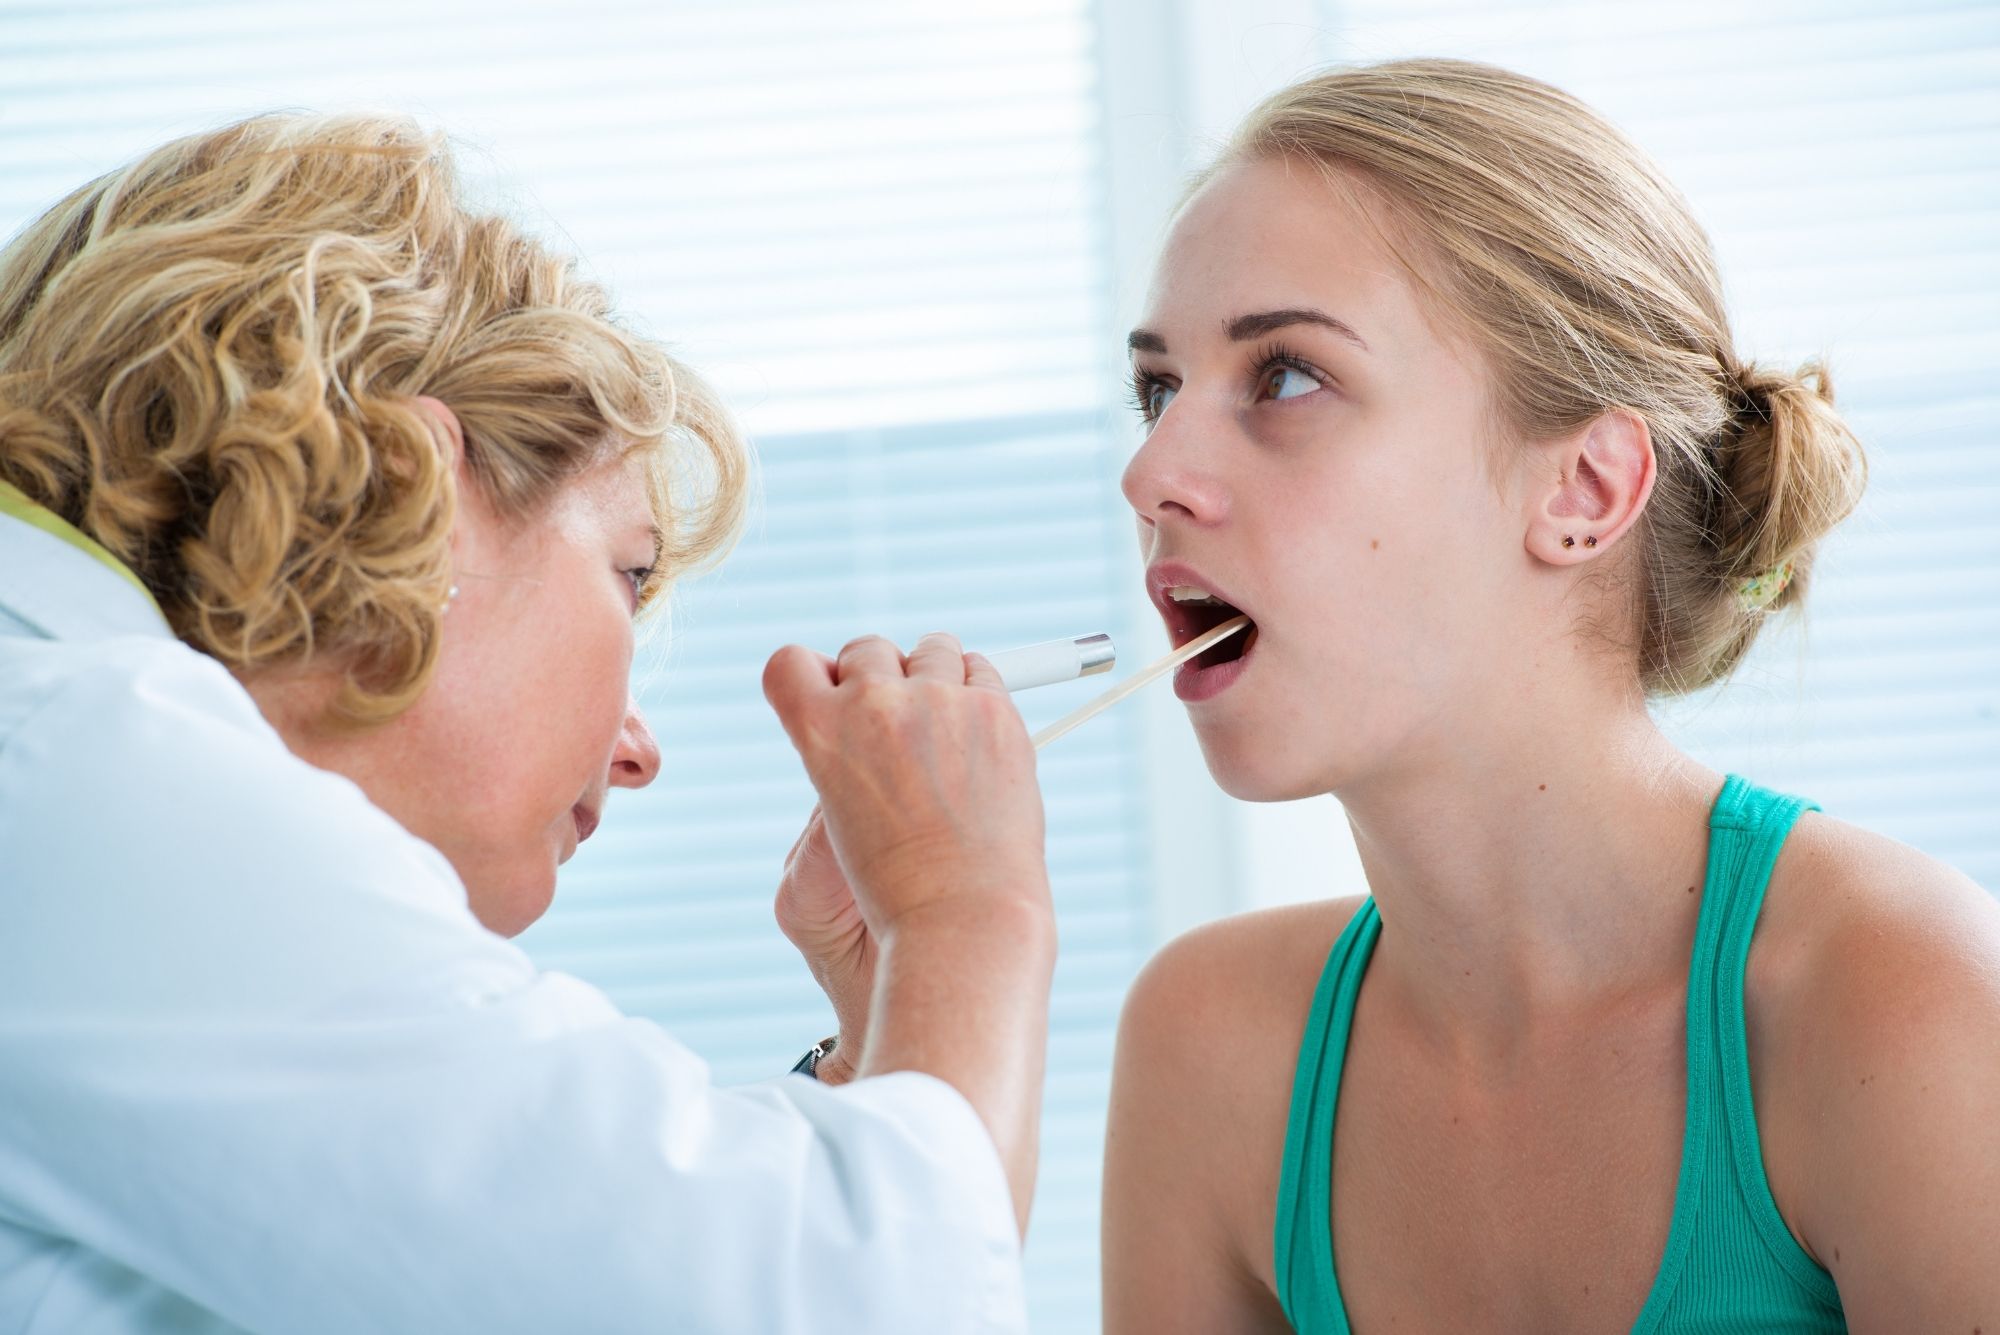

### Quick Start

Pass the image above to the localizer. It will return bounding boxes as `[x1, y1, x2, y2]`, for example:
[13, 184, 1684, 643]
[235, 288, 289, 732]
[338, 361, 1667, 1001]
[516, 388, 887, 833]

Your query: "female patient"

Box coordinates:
[1103, 59, 1999, 1332]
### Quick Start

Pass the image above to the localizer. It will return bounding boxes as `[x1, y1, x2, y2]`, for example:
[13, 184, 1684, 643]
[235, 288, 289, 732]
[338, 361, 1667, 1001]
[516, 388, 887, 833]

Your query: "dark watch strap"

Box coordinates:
[791, 1034, 839, 1079]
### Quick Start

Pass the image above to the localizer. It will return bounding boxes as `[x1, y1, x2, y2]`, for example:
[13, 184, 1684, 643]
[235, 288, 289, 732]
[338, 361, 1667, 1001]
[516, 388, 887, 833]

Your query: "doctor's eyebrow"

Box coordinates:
[1126, 307, 1371, 355]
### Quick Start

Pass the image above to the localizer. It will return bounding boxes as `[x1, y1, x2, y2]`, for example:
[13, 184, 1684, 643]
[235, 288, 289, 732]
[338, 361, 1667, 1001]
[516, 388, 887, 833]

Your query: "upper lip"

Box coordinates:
[571, 803, 602, 845]
[1145, 560, 1257, 649]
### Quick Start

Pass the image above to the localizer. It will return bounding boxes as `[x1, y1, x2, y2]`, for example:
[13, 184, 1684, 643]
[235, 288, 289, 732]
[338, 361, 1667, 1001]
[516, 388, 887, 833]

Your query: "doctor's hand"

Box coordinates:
[763, 632, 1050, 931]
[774, 806, 870, 1086]
[764, 631, 1055, 1234]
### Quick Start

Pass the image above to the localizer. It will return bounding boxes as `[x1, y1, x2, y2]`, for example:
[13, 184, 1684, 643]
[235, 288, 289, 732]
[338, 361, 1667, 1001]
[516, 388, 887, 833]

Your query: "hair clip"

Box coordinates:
[1736, 559, 1795, 612]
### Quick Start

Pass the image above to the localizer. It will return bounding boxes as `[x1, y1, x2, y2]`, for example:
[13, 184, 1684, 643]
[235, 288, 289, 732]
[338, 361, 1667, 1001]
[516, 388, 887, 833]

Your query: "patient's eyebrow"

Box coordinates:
[1226, 307, 1370, 351]
[1126, 308, 1371, 356]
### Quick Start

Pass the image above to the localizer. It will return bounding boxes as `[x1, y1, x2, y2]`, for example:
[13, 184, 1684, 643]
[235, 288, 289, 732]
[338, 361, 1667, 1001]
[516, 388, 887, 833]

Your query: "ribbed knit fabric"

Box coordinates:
[1274, 775, 1847, 1332]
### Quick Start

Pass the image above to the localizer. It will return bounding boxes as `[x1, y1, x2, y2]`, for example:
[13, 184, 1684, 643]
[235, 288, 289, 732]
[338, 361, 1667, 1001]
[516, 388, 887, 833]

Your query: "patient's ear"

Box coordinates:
[1523, 408, 1656, 567]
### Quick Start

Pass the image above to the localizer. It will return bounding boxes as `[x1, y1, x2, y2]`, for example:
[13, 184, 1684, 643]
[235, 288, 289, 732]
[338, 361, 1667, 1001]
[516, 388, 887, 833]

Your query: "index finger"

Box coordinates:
[906, 631, 967, 682]
[962, 650, 1006, 693]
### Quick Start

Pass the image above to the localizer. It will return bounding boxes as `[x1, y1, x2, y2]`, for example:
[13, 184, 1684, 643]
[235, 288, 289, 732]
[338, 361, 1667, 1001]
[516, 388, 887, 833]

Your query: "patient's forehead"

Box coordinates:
[1142, 155, 1449, 369]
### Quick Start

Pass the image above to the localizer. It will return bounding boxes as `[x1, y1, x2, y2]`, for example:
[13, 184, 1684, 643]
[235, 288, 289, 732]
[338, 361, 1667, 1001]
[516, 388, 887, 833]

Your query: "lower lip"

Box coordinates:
[1173, 627, 1257, 702]
[571, 807, 599, 845]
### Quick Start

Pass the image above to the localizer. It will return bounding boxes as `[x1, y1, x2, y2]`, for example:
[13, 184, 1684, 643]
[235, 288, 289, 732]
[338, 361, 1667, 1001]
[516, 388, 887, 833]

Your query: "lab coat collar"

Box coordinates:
[0, 507, 173, 643]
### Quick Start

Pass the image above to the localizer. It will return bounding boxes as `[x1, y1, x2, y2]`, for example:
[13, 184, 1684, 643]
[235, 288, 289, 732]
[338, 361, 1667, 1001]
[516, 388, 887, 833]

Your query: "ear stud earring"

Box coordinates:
[1562, 536, 1575, 549]
[1584, 536, 1598, 548]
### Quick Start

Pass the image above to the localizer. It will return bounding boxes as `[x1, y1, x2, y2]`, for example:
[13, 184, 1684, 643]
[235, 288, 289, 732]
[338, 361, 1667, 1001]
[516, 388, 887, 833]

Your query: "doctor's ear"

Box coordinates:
[1523, 408, 1656, 566]
[413, 394, 467, 473]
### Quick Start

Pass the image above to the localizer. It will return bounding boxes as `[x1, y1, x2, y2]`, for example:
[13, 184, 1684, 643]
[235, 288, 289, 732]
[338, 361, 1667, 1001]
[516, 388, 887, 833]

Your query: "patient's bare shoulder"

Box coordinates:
[1751, 813, 2000, 1322]
[1119, 896, 1365, 1073]
[1106, 897, 1366, 1303]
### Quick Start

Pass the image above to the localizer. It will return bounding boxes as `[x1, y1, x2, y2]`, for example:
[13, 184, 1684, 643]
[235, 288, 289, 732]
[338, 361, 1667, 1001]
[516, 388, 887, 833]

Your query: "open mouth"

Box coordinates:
[1164, 585, 1259, 669]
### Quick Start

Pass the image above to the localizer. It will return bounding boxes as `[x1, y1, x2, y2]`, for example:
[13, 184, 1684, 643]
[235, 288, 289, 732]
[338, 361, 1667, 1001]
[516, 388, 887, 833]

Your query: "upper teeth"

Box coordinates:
[1166, 585, 1225, 605]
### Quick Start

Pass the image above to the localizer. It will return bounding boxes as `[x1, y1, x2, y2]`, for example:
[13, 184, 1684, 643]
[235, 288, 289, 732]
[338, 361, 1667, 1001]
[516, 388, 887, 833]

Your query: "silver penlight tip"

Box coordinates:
[1076, 632, 1115, 677]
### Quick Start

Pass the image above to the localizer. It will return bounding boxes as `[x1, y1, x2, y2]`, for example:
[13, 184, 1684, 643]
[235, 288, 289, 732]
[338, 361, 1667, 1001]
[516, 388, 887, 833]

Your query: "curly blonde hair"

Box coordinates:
[0, 112, 748, 723]
[1215, 60, 1868, 694]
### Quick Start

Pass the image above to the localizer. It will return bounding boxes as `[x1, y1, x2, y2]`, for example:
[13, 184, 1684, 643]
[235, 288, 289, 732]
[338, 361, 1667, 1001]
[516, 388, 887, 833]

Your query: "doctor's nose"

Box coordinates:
[609, 695, 661, 790]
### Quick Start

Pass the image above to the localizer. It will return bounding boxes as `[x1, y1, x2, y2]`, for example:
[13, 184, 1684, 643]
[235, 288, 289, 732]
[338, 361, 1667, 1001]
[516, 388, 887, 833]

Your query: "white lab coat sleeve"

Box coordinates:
[0, 638, 1027, 1334]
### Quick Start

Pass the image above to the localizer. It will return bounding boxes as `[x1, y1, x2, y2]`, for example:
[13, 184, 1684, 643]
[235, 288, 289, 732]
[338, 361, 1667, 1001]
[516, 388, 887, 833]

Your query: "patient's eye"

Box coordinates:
[1262, 364, 1318, 401]
[1252, 341, 1330, 405]
[1128, 368, 1176, 425]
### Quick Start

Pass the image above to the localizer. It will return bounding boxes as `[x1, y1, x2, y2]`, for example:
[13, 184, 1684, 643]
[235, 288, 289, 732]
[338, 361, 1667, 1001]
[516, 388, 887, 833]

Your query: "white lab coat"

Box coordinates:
[0, 506, 1027, 1334]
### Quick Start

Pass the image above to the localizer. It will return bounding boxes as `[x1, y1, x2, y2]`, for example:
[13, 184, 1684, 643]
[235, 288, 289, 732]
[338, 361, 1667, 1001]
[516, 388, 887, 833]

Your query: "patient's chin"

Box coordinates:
[1199, 737, 1324, 804]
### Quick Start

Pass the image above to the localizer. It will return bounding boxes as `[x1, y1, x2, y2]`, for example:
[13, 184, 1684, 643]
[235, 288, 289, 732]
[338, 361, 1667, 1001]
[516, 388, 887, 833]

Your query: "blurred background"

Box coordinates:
[3, 1, 1993, 1328]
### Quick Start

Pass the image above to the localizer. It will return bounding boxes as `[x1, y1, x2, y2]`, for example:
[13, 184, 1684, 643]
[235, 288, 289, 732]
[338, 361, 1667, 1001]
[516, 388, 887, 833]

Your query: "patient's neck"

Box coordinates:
[1333, 673, 1722, 1059]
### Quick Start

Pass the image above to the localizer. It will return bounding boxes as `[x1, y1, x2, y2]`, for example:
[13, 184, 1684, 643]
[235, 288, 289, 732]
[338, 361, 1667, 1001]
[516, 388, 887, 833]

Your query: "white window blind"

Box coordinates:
[1298, 0, 2000, 890]
[0, 3, 1139, 1328]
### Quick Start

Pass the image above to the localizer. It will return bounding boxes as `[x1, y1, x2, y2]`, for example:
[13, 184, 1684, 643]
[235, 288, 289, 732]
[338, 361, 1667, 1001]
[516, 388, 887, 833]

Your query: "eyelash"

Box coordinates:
[625, 566, 656, 604]
[1126, 340, 1332, 426]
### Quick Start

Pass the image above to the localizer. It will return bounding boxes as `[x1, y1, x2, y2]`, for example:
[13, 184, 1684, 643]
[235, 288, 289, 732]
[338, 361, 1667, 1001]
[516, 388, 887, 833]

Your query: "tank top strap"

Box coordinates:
[1274, 898, 1380, 1335]
[1678, 774, 1844, 1308]
[1700, 773, 1818, 981]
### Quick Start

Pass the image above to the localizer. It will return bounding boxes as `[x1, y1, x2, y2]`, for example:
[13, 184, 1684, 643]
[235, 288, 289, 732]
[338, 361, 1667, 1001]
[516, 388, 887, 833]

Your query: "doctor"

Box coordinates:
[0, 114, 1051, 1332]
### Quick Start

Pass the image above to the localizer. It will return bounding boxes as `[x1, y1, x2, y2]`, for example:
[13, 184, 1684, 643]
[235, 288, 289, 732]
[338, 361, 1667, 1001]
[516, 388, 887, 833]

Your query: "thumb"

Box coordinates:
[783, 805, 827, 874]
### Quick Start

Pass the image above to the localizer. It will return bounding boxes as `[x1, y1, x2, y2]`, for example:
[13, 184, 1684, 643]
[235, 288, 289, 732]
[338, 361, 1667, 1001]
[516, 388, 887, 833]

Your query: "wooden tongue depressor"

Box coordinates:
[1030, 615, 1251, 751]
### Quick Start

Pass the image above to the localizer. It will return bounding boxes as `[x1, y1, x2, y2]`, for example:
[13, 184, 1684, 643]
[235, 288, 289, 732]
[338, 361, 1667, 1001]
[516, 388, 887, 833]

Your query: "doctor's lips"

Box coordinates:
[1148, 563, 1260, 671]
[571, 803, 601, 846]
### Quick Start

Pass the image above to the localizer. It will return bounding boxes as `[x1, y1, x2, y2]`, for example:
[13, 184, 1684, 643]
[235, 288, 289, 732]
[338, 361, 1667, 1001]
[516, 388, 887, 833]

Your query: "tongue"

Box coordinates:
[1195, 619, 1255, 669]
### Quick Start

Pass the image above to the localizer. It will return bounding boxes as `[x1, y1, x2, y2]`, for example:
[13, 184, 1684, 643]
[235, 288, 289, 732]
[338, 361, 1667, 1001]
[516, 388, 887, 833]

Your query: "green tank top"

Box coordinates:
[1274, 775, 1846, 1333]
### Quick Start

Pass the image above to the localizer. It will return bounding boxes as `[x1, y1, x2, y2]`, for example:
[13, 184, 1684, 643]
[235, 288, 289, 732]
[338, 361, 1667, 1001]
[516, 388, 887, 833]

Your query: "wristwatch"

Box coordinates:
[791, 1034, 839, 1080]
